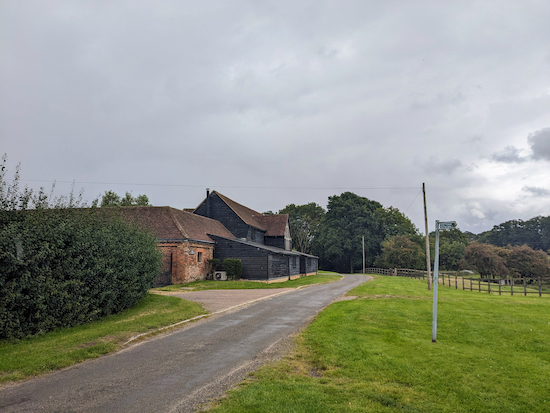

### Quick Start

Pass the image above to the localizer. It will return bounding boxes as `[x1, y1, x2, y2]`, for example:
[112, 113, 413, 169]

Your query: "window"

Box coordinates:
[197, 252, 203, 262]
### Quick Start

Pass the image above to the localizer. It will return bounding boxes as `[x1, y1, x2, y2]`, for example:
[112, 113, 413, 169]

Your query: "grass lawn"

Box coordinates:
[209, 275, 550, 413]
[151, 271, 342, 292]
[0, 294, 205, 385]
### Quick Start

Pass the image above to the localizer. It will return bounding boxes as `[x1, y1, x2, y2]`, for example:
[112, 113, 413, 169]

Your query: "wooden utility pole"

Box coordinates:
[423, 183, 432, 290]
[362, 236, 365, 274]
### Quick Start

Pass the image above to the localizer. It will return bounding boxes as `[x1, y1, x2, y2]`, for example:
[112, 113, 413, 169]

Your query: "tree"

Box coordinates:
[279, 202, 325, 254]
[438, 241, 467, 271]
[375, 235, 425, 269]
[479, 216, 550, 251]
[100, 190, 150, 207]
[503, 245, 549, 278]
[314, 192, 418, 273]
[463, 243, 508, 278]
[427, 228, 469, 271]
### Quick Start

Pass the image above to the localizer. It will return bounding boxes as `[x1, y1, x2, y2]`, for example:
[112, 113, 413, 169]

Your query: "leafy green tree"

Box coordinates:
[427, 228, 469, 271]
[101, 190, 150, 207]
[279, 202, 325, 254]
[438, 241, 467, 271]
[479, 216, 550, 251]
[314, 192, 418, 273]
[375, 235, 425, 269]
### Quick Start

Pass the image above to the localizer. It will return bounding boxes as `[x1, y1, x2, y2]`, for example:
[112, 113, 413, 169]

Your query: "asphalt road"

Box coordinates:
[0, 274, 370, 413]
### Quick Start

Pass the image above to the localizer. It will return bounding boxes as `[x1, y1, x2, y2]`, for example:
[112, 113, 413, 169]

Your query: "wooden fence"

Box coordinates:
[364, 267, 550, 297]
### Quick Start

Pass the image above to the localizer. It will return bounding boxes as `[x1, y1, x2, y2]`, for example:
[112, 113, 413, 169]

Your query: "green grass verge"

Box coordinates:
[0, 294, 205, 384]
[151, 271, 342, 292]
[209, 275, 550, 412]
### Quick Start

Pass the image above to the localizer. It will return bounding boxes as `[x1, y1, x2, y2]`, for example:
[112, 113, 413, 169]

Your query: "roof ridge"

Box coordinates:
[168, 207, 189, 238]
[213, 191, 266, 230]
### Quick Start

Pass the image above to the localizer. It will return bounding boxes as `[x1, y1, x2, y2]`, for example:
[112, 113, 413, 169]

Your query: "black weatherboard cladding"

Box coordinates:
[210, 235, 270, 280]
[196, 194, 258, 240]
[265, 236, 285, 250]
[209, 235, 303, 280]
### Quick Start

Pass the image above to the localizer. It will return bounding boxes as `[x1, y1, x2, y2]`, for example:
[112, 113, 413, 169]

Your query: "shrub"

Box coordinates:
[0, 208, 162, 340]
[223, 259, 242, 281]
[206, 258, 221, 280]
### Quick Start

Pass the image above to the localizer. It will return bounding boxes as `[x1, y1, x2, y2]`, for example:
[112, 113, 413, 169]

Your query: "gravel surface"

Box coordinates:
[156, 288, 296, 313]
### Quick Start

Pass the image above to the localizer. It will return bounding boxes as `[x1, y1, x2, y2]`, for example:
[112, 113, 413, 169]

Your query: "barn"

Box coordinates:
[194, 190, 318, 282]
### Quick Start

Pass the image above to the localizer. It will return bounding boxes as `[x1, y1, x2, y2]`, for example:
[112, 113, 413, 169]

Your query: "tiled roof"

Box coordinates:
[209, 234, 318, 258]
[213, 192, 266, 230]
[114, 206, 235, 242]
[257, 214, 289, 237]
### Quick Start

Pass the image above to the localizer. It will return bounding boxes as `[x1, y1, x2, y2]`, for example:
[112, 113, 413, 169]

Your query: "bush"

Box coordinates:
[0, 208, 162, 340]
[206, 258, 221, 280]
[223, 259, 242, 281]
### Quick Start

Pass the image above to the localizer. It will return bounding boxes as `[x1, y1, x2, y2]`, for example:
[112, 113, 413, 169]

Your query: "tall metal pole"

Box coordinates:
[423, 183, 432, 291]
[362, 236, 365, 274]
[432, 221, 440, 342]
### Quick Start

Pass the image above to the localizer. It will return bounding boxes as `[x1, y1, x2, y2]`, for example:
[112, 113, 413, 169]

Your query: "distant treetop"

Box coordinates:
[100, 190, 150, 207]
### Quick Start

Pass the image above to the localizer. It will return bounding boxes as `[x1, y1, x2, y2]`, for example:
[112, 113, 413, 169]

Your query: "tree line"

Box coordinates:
[277, 192, 550, 278]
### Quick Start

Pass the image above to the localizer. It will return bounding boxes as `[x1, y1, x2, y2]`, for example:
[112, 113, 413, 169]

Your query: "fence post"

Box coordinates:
[511, 278, 513, 296]
[499, 279, 501, 296]
[470, 277, 472, 291]
[539, 276, 542, 297]
[488, 278, 491, 294]
[523, 277, 527, 296]
[478, 278, 481, 292]
[462, 276, 464, 291]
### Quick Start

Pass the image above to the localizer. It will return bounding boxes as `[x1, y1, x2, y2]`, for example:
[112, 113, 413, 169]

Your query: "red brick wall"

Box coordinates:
[158, 241, 214, 284]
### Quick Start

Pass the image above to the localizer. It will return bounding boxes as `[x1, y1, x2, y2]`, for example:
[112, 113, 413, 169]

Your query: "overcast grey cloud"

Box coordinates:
[491, 146, 528, 164]
[523, 186, 550, 198]
[528, 127, 550, 161]
[1, 0, 550, 234]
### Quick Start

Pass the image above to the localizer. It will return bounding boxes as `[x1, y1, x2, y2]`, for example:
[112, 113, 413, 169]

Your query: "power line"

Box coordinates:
[18, 179, 420, 191]
[403, 189, 423, 214]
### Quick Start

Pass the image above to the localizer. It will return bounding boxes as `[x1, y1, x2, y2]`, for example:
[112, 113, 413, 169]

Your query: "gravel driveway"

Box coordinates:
[154, 288, 296, 312]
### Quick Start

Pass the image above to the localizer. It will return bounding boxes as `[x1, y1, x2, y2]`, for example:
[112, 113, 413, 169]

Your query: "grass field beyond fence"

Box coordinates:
[209, 274, 550, 413]
[366, 267, 550, 297]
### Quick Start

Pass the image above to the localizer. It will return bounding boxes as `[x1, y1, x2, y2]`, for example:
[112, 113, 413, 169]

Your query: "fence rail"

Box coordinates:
[364, 267, 550, 297]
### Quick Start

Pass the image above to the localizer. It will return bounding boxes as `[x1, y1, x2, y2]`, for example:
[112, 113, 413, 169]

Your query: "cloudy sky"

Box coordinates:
[1, 0, 550, 234]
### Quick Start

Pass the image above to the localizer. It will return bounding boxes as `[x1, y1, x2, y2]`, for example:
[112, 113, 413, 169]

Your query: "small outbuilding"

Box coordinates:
[117, 206, 235, 285]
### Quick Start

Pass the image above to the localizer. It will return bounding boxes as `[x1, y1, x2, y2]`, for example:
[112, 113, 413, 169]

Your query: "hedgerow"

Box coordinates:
[0, 155, 162, 339]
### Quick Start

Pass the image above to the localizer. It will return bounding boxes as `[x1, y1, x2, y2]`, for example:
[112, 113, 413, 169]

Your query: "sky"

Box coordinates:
[1, 0, 550, 235]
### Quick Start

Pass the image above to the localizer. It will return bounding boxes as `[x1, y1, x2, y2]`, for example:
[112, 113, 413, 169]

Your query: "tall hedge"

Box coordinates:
[0, 208, 162, 339]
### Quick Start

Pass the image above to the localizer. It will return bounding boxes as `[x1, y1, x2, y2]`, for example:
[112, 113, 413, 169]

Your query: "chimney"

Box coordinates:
[206, 188, 210, 218]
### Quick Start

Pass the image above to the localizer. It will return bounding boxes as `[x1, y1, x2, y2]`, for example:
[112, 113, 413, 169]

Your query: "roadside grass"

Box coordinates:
[209, 275, 550, 413]
[151, 271, 341, 292]
[0, 294, 205, 385]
